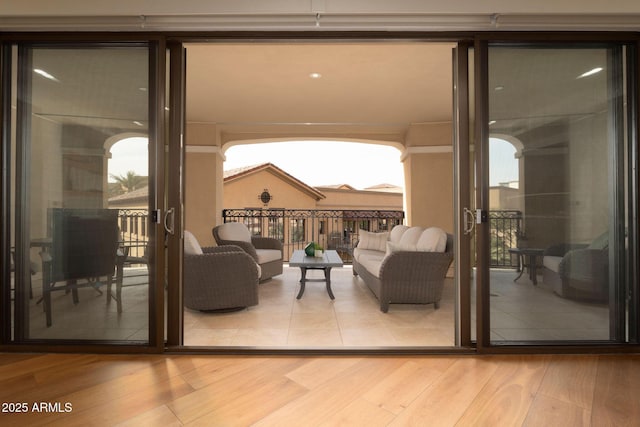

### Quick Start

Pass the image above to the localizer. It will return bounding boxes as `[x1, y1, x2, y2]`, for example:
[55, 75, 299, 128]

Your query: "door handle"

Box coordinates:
[463, 208, 476, 235]
[164, 207, 175, 235]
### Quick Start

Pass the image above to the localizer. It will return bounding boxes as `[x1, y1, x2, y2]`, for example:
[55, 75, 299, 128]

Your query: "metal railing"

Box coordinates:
[118, 208, 521, 268]
[489, 210, 523, 268]
[117, 209, 148, 263]
[222, 208, 405, 263]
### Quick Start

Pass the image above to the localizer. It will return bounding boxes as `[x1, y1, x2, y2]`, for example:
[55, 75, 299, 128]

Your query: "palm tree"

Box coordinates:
[109, 171, 147, 195]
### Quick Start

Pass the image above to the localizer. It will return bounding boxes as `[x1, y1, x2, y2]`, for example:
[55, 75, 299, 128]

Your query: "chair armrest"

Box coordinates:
[380, 251, 453, 282]
[251, 236, 283, 252]
[559, 248, 608, 282]
[544, 243, 588, 257]
[215, 240, 259, 262]
[202, 245, 244, 254]
[184, 251, 259, 284]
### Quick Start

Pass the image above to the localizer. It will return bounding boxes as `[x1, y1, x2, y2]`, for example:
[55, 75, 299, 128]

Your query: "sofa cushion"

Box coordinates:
[184, 230, 203, 255]
[588, 231, 608, 250]
[256, 248, 282, 264]
[397, 226, 423, 251]
[357, 230, 389, 252]
[417, 227, 447, 252]
[217, 222, 252, 243]
[389, 225, 409, 244]
[358, 254, 384, 278]
[354, 247, 385, 263]
[543, 255, 562, 273]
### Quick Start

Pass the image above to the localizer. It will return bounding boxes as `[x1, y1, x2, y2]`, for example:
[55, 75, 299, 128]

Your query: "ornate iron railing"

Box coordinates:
[489, 210, 523, 268]
[222, 208, 405, 263]
[117, 209, 148, 262]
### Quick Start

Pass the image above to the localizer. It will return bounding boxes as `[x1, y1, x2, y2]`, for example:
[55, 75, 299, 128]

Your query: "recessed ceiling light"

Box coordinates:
[133, 121, 144, 127]
[577, 67, 603, 79]
[33, 68, 59, 82]
[309, 73, 322, 79]
[494, 86, 504, 91]
[489, 120, 497, 125]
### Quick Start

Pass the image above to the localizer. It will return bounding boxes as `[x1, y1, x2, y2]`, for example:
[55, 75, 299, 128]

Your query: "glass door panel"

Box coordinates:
[486, 44, 631, 344]
[7, 44, 154, 342]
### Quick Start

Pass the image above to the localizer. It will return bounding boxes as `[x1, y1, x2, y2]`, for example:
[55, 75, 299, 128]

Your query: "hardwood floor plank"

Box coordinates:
[362, 357, 455, 415]
[1, 353, 640, 427]
[522, 394, 590, 427]
[167, 358, 308, 426]
[114, 405, 183, 427]
[252, 357, 406, 426]
[591, 355, 640, 426]
[317, 398, 396, 427]
[536, 355, 598, 409]
[454, 356, 550, 427]
[284, 357, 363, 389]
[388, 356, 500, 426]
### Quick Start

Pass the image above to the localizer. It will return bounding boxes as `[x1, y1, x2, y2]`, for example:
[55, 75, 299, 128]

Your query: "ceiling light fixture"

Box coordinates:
[309, 72, 322, 79]
[494, 86, 504, 91]
[33, 68, 59, 82]
[577, 67, 603, 79]
[489, 120, 497, 125]
[133, 121, 144, 127]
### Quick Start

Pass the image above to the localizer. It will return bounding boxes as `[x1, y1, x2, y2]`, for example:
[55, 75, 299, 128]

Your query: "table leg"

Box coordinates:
[324, 267, 335, 300]
[513, 254, 525, 282]
[296, 267, 307, 299]
[528, 254, 538, 285]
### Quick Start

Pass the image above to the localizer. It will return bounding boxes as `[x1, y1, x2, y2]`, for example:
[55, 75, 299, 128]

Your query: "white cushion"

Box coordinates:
[357, 230, 389, 252]
[389, 225, 409, 243]
[417, 227, 448, 252]
[353, 247, 385, 263]
[256, 249, 282, 264]
[543, 256, 562, 273]
[358, 255, 383, 278]
[398, 226, 423, 251]
[217, 222, 252, 243]
[184, 230, 203, 255]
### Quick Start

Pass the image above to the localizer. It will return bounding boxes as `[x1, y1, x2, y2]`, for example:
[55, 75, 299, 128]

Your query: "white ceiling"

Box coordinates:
[185, 42, 455, 143]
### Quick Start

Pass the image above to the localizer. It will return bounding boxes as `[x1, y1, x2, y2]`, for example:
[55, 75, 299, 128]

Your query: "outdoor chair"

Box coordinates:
[212, 222, 283, 281]
[183, 230, 259, 311]
[40, 208, 124, 327]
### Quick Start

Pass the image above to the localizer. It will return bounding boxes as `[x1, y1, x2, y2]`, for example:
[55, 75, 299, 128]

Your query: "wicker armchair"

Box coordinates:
[184, 231, 259, 311]
[212, 222, 283, 282]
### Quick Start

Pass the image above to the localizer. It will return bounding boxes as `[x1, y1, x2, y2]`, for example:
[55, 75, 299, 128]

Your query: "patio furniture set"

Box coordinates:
[184, 222, 454, 313]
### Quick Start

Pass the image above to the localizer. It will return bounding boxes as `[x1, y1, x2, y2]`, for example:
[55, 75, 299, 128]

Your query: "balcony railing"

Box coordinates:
[489, 210, 523, 268]
[222, 208, 405, 263]
[117, 208, 521, 268]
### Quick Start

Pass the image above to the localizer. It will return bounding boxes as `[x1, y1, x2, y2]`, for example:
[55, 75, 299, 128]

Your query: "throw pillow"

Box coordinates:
[218, 222, 252, 243]
[357, 230, 389, 252]
[389, 224, 409, 243]
[416, 227, 448, 252]
[184, 230, 203, 255]
[397, 226, 423, 251]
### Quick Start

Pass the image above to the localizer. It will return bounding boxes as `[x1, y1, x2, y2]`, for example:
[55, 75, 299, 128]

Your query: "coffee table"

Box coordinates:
[289, 249, 344, 299]
[508, 247, 545, 285]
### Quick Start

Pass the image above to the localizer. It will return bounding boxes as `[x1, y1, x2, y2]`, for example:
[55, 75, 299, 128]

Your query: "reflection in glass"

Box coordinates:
[10, 47, 150, 342]
[487, 46, 629, 343]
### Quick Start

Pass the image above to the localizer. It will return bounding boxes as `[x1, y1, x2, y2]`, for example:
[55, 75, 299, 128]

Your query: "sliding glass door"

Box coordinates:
[480, 42, 637, 345]
[2, 42, 164, 345]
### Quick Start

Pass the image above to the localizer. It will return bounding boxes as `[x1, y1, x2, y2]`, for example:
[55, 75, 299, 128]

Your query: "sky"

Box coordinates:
[107, 137, 518, 188]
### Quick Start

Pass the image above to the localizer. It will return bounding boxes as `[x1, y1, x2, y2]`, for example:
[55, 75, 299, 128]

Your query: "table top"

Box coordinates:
[289, 249, 344, 268]
[508, 247, 544, 255]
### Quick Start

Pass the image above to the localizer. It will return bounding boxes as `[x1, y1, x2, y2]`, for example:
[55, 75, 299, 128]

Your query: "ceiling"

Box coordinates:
[185, 42, 456, 145]
[25, 41, 611, 150]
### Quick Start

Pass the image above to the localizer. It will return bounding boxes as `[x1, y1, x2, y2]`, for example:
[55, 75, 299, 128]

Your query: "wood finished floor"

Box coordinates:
[0, 352, 639, 426]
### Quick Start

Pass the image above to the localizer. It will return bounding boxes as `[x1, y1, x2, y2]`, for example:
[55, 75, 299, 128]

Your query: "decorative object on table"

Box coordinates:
[314, 243, 324, 257]
[304, 241, 316, 257]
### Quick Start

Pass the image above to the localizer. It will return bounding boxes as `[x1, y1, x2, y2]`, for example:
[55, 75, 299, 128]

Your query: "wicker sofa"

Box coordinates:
[353, 225, 454, 313]
[212, 222, 283, 282]
[183, 230, 259, 311]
